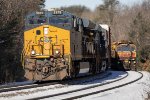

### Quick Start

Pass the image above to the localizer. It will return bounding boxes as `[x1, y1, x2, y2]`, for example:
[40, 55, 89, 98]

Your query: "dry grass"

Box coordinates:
[141, 60, 150, 72]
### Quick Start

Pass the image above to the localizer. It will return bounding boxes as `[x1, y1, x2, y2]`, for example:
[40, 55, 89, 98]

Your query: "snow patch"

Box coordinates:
[82, 71, 150, 100]
[0, 71, 150, 100]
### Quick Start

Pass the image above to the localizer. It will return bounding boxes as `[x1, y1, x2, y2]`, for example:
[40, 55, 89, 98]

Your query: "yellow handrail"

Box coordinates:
[21, 40, 32, 67]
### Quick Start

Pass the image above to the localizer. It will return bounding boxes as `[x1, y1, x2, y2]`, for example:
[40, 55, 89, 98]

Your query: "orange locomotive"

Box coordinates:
[111, 40, 136, 70]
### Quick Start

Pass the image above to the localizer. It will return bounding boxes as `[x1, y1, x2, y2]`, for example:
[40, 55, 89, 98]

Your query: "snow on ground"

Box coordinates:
[44, 71, 142, 100]
[0, 71, 150, 100]
[0, 71, 126, 100]
[81, 71, 150, 100]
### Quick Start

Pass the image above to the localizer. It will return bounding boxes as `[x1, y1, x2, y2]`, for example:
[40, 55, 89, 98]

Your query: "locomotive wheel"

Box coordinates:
[123, 62, 130, 71]
[101, 61, 107, 71]
[70, 62, 80, 78]
[130, 62, 136, 71]
[96, 58, 101, 73]
[75, 63, 80, 77]
[92, 60, 97, 74]
[106, 60, 110, 71]
[70, 63, 75, 78]
[89, 60, 95, 74]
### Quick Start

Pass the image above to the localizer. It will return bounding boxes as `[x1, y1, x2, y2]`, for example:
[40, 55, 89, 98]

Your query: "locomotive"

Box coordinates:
[111, 40, 136, 70]
[21, 9, 111, 81]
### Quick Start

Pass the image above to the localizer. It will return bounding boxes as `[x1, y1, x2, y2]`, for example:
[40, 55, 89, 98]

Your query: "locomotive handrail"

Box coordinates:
[23, 40, 32, 56]
[21, 40, 32, 67]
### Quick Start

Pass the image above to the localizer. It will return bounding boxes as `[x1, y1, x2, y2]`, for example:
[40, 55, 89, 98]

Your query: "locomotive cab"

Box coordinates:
[22, 10, 73, 81]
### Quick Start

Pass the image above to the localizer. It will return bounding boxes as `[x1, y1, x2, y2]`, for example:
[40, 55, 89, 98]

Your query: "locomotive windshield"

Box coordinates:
[49, 16, 72, 29]
[28, 15, 47, 25]
[117, 45, 136, 51]
[25, 11, 73, 30]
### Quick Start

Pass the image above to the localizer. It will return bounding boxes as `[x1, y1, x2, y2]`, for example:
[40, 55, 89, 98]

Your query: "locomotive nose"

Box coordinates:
[118, 51, 131, 60]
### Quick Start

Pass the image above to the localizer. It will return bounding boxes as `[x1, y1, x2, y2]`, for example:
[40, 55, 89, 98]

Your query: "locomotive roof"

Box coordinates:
[26, 9, 102, 32]
[112, 40, 135, 45]
[99, 24, 109, 31]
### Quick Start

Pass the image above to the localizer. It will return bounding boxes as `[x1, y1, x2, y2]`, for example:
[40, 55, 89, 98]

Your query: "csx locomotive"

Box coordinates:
[111, 40, 136, 70]
[21, 9, 111, 81]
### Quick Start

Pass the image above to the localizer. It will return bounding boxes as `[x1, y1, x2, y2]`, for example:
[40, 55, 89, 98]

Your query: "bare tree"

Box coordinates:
[95, 0, 119, 24]
[0, 0, 45, 83]
[61, 5, 92, 19]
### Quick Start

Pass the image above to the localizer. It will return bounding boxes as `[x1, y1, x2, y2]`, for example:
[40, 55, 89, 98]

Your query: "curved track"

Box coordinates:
[0, 71, 111, 93]
[28, 71, 131, 100]
[63, 72, 143, 100]
[0, 82, 59, 93]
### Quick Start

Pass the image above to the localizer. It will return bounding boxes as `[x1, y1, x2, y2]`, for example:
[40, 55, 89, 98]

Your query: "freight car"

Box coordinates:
[21, 9, 111, 81]
[111, 40, 136, 70]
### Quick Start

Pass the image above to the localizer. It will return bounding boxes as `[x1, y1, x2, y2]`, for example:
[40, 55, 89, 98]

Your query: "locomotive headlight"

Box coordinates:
[54, 50, 61, 57]
[65, 58, 69, 62]
[55, 50, 59, 54]
[44, 28, 49, 35]
[61, 59, 65, 62]
[50, 57, 54, 62]
[31, 50, 36, 55]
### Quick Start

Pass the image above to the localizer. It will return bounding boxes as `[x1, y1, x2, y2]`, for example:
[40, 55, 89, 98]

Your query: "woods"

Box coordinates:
[0, 0, 45, 83]
[0, 0, 150, 83]
[61, 0, 150, 71]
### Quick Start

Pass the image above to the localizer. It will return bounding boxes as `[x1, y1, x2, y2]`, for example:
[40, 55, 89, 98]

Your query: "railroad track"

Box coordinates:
[29, 71, 142, 100]
[0, 81, 59, 93]
[0, 71, 111, 94]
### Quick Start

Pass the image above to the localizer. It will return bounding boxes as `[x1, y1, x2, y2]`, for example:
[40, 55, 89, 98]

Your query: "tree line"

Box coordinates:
[61, 0, 150, 71]
[0, 0, 45, 83]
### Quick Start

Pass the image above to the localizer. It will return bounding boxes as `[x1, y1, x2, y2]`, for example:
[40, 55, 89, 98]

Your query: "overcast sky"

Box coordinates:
[45, 0, 143, 10]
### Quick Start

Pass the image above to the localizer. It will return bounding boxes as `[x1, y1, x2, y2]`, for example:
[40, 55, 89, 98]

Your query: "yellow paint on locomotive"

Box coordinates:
[23, 25, 70, 60]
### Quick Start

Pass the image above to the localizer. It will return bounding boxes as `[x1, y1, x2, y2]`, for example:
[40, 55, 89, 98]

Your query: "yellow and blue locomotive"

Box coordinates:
[21, 9, 111, 81]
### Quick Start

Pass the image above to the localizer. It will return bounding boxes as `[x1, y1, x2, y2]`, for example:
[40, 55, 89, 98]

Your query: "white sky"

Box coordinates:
[45, 0, 143, 10]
